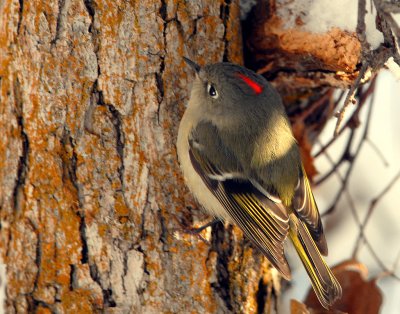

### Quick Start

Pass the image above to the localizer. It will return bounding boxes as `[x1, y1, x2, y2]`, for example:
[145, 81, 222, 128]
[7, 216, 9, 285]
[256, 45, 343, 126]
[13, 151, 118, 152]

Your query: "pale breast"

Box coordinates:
[176, 109, 230, 221]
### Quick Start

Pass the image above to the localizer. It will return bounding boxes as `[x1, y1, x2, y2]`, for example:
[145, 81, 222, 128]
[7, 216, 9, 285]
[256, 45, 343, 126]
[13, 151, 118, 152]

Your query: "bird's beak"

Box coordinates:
[183, 57, 200, 74]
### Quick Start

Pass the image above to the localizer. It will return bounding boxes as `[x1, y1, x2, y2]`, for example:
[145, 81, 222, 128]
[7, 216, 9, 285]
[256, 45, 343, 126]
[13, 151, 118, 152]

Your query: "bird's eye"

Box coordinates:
[207, 83, 218, 99]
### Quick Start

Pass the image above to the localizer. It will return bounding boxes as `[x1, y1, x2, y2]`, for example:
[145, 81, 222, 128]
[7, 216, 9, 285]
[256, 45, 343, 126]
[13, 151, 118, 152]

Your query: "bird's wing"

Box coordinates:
[189, 122, 291, 279]
[292, 166, 327, 255]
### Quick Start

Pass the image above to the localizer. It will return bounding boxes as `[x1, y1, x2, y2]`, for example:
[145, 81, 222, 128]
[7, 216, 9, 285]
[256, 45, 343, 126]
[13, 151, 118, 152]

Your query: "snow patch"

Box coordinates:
[386, 57, 400, 80]
[277, 0, 383, 49]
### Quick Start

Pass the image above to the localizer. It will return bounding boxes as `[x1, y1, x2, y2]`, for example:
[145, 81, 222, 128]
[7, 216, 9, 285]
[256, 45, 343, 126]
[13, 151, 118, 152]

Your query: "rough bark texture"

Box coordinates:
[0, 0, 276, 313]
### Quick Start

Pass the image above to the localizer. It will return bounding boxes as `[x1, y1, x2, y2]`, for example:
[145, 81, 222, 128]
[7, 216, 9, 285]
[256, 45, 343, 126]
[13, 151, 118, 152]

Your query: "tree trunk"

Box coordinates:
[0, 1, 274, 313]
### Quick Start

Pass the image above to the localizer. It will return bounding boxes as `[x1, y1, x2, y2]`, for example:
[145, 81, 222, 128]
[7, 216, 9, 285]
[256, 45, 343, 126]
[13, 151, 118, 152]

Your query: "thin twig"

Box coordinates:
[382, 12, 400, 39]
[374, 248, 400, 281]
[309, 0, 400, 283]
[291, 89, 334, 122]
[366, 138, 390, 167]
[333, 63, 368, 136]
[314, 79, 376, 158]
[315, 79, 376, 186]
[364, 240, 399, 278]
[322, 84, 376, 216]
[321, 143, 400, 275]
[319, 144, 392, 274]
[333, 0, 370, 136]
[352, 169, 400, 256]
[352, 169, 400, 272]
[332, 0, 400, 135]
[357, 0, 368, 50]
[380, 11, 400, 65]
[315, 129, 355, 186]
[379, 1, 400, 14]
[373, 0, 400, 65]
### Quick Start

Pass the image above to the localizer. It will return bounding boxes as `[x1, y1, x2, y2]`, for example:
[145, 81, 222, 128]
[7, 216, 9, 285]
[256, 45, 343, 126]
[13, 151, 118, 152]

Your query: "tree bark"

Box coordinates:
[0, 1, 274, 313]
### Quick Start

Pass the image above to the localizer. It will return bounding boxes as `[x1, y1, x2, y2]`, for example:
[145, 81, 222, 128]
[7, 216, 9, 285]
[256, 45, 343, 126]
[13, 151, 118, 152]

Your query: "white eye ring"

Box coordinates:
[207, 83, 219, 99]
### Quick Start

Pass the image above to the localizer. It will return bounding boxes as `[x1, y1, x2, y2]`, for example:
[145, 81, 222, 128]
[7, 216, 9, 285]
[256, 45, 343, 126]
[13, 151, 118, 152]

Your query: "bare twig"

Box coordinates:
[349, 165, 400, 280]
[374, 0, 400, 65]
[315, 78, 376, 187]
[322, 83, 376, 216]
[352, 170, 400, 256]
[318, 143, 395, 274]
[316, 77, 376, 159]
[333, 0, 400, 136]
[333, 64, 368, 137]
[314, 59, 399, 282]
[365, 169, 400, 230]
[374, 248, 400, 281]
[333, 0, 370, 136]
[256, 62, 274, 75]
[382, 12, 400, 39]
[357, 0, 369, 50]
[364, 240, 400, 278]
[291, 90, 334, 122]
[315, 129, 355, 186]
[305, 0, 400, 286]
[366, 138, 390, 167]
[379, 1, 400, 14]
[320, 137, 400, 277]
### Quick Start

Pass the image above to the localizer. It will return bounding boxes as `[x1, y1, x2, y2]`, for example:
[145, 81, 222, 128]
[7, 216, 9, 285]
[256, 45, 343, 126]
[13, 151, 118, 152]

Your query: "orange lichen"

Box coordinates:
[36, 306, 52, 314]
[224, 1, 244, 65]
[59, 290, 95, 313]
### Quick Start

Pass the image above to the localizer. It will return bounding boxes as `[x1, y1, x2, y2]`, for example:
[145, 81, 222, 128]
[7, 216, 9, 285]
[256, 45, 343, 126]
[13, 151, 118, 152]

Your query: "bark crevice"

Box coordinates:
[211, 223, 233, 311]
[83, 0, 95, 22]
[220, 0, 232, 62]
[107, 104, 125, 191]
[79, 213, 89, 264]
[256, 277, 268, 314]
[52, 0, 68, 45]
[32, 233, 42, 302]
[12, 78, 30, 212]
[102, 288, 117, 308]
[156, 0, 167, 125]
[17, 0, 24, 35]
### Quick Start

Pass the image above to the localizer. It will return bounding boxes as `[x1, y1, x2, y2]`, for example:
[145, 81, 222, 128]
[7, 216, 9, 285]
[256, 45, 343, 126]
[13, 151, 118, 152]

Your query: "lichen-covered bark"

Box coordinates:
[0, 0, 273, 313]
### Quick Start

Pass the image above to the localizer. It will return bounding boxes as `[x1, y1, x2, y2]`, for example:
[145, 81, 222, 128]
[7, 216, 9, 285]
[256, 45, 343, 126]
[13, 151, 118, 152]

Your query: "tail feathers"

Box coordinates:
[289, 215, 342, 309]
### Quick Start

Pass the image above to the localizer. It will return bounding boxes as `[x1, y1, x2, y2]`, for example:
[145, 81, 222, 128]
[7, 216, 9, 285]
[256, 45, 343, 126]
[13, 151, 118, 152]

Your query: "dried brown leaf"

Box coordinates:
[304, 260, 382, 314]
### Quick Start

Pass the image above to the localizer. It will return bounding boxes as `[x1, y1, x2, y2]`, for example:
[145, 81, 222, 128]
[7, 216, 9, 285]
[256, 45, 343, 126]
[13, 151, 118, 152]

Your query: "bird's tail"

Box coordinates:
[289, 214, 342, 309]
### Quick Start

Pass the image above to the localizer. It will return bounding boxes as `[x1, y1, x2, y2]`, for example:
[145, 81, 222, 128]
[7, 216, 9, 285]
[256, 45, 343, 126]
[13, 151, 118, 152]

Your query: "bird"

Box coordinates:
[176, 57, 342, 309]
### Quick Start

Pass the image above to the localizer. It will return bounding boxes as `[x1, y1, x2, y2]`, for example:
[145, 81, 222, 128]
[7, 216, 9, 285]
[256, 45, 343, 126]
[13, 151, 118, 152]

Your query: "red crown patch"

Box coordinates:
[236, 73, 263, 95]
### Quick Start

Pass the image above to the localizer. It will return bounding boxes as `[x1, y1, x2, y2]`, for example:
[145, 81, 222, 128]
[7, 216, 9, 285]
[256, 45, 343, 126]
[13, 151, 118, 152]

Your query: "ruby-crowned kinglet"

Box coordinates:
[177, 58, 342, 309]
